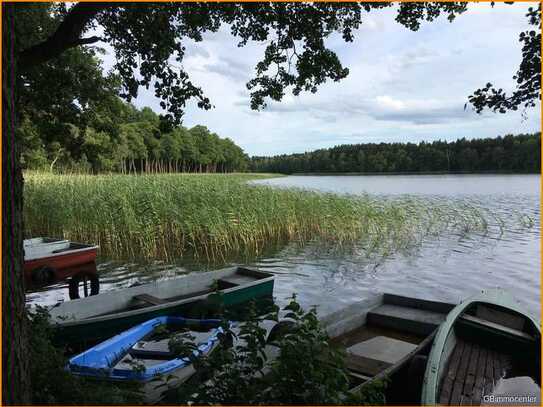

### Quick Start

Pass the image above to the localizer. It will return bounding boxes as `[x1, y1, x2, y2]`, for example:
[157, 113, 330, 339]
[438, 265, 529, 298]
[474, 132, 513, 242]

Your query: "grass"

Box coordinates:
[23, 172, 490, 263]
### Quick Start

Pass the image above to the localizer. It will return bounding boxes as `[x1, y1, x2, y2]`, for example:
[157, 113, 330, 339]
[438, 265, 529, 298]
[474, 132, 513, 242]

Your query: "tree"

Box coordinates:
[3, 2, 539, 403]
[250, 134, 540, 174]
[468, 4, 541, 114]
[120, 122, 147, 174]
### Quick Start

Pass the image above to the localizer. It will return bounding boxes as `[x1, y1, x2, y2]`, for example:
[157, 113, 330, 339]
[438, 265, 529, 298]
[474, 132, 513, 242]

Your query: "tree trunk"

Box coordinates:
[3, 4, 31, 404]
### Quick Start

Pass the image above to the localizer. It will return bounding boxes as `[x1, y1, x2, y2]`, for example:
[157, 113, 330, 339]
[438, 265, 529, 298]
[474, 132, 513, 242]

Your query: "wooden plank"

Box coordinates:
[450, 340, 473, 405]
[462, 343, 480, 404]
[499, 352, 512, 371]
[383, 293, 456, 313]
[345, 353, 392, 376]
[461, 314, 533, 341]
[133, 294, 166, 305]
[475, 305, 525, 331]
[218, 274, 255, 285]
[367, 304, 446, 336]
[493, 349, 503, 382]
[471, 347, 488, 405]
[483, 349, 496, 398]
[348, 371, 373, 381]
[462, 344, 480, 405]
[440, 340, 466, 405]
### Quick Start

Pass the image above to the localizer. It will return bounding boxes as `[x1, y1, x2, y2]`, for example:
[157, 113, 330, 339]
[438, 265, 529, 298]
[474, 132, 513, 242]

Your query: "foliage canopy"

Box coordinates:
[17, 2, 539, 124]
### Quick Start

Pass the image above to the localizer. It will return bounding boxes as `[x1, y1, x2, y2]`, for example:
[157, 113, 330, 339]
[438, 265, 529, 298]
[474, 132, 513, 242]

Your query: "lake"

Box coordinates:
[27, 174, 541, 319]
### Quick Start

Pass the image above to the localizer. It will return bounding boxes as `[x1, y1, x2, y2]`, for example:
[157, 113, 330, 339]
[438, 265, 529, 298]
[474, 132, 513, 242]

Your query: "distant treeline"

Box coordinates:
[20, 101, 249, 174]
[250, 134, 541, 174]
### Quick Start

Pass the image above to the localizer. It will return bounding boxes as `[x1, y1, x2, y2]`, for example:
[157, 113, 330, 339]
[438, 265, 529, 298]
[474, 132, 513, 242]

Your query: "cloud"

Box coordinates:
[370, 95, 470, 124]
[189, 46, 211, 59]
[387, 47, 440, 73]
[235, 93, 476, 125]
[361, 16, 386, 32]
[203, 56, 251, 82]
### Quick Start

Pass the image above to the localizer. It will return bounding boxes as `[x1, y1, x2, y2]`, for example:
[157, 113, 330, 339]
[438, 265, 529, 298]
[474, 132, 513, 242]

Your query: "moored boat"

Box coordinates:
[49, 266, 274, 347]
[67, 316, 227, 404]
[24, 237, 98, 275]
[421, 289, 540, 406]
[24, 237, 99, 298]
[318, 292, 456, 403]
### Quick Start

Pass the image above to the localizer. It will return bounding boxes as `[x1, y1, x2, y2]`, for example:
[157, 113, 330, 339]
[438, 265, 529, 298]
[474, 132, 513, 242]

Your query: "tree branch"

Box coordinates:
[17, 2, 110, 69]
[70, 36, 103, 47]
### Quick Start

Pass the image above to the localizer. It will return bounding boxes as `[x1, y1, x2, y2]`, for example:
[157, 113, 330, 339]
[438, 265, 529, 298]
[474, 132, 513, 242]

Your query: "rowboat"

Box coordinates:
[318, 292, 456, 403]
[67, 316, 227, 404]
[421, 289, 540, 406]
[24, 237, 99, 298]
[49, 266, 274, 347]
[24, 237, 98, 276]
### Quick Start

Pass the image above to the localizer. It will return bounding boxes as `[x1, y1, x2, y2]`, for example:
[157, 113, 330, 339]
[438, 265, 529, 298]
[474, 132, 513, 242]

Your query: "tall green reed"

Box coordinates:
[23, 172, 490, 262]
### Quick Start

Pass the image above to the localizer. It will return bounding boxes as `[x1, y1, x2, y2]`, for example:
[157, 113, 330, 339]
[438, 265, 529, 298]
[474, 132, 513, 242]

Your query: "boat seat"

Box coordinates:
[475, 304, 525, 330]
[459, 314, 534, 341]
[219, 273, 255, 286]
[216, 279, 238, 290]
[133, 294, 167, 306]
[367, 304, 447, 336]
[346, 336, 417, 376]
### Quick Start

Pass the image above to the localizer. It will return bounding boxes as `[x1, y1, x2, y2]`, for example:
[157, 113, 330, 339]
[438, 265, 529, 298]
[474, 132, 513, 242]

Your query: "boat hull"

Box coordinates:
[321, 292, 456, 403]
[68, 316, 225, 404]
[23, 247, 97, 274]
[24, 237, 98, 289]
[421, 289, 541, 406]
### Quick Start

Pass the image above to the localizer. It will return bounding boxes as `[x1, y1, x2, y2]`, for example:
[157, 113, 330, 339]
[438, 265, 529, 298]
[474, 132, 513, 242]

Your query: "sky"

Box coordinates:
[96, 3, 541, 156]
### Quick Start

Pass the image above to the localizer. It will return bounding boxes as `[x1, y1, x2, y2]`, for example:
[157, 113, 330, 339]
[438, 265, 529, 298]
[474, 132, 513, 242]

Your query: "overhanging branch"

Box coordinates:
[70, 36, 103, 47]
[17, 2, 110, 68]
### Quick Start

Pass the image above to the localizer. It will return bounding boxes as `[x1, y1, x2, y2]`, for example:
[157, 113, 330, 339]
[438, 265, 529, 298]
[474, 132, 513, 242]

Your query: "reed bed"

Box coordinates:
[23, 172, 490, 262]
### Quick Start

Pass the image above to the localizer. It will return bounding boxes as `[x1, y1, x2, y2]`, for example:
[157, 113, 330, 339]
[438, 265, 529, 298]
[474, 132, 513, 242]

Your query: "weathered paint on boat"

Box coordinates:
[24, 237, 98, 271]
[421, 289, 541, 405]
[24, 237, 99, 288]
[49, 266, 274, 346]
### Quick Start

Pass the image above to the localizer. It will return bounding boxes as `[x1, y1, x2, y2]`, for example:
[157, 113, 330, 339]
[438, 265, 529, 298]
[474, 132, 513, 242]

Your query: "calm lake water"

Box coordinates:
[28, 174, 541, 319]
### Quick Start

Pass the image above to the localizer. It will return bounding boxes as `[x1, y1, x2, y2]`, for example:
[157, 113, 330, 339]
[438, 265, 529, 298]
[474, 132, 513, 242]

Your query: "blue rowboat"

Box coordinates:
[68, 316, 228, 403]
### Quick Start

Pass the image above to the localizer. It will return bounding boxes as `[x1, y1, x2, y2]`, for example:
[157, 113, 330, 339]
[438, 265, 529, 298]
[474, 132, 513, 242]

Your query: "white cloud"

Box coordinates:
[376, 95, 406, 110]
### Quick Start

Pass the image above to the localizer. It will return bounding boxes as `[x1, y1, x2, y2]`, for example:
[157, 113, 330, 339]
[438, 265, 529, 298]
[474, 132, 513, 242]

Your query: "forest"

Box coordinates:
[250, 133, 541, 174]
[17, 4, 247, 175]
[20, 101, 249, 174]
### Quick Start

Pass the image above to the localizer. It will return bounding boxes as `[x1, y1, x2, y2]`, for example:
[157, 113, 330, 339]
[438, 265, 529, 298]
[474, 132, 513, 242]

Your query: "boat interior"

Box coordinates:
[24, 237, 65, 246]
[114, 322, 220, 370]
[24, 237, 94, 260]
[438, 302, 541, 406]
[51, 267, 271, 322]
[331, 294, 455, 398]
[123, 268, 267, 313]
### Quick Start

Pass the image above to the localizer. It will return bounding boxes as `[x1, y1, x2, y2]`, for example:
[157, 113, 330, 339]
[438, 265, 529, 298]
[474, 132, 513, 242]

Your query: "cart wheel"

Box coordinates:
[31, 266, 55, 286]
[68, 273, 100, 299]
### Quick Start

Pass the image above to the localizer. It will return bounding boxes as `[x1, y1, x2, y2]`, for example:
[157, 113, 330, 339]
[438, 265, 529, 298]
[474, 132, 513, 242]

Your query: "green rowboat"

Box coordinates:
[421, 289, 540, 406]
[48, 266, 274, 346]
